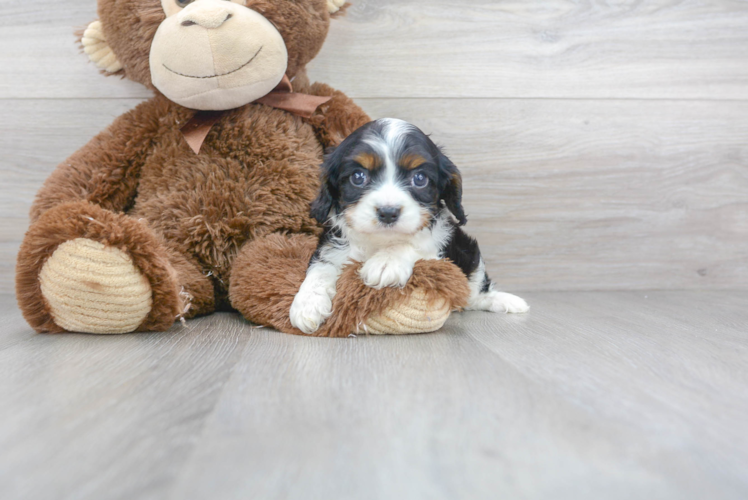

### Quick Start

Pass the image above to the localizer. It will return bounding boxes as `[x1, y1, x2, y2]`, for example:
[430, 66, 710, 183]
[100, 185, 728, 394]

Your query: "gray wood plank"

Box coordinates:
[1, 292, 746, 500]
[0, 293, 33, 351]
[2, 0, 748, 99]
[466, 291, 748, 496]
[359, 98, 748, 291]
[0, 98, 143, 293]
[310, 0, 748, 99]
[3, 97, 746, 291]
[0, 307, 253, 500]
[167, 292, 747, 500]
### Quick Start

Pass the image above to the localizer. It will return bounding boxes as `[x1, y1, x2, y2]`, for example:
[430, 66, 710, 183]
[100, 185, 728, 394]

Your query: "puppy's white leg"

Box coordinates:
[290, 262, 339, 334]
[360, 245, 419, 289]
[465, 258, 529, 313]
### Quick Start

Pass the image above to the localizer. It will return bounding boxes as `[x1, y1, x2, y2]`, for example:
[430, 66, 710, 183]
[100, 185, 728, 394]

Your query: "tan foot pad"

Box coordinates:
[327, 0, 346, 14]
[356, 289, 451, 335]
[39, 238, 152, 334]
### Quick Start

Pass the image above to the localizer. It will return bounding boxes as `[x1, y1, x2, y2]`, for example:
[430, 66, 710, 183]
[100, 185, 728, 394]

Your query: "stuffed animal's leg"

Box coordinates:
[16, 201, 213, 333]
[161, 243, 216, 321]
[228, 233, 471, 337]
[229, 233, 318, 334]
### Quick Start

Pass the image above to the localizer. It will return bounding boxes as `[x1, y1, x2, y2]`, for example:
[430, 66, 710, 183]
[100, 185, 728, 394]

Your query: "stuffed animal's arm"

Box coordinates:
[30, 102, 161, 222]
[305, 82, 371, 149]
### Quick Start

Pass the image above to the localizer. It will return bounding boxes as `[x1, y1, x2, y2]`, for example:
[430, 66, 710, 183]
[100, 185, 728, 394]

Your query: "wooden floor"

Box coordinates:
[1, 292, 746, 500]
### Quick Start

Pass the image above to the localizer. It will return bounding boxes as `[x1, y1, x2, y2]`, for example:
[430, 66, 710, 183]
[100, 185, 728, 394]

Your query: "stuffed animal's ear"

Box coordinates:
[80, 20, 123, 73]
[327, 0, 349, 16]
[438, 150, 467, 226]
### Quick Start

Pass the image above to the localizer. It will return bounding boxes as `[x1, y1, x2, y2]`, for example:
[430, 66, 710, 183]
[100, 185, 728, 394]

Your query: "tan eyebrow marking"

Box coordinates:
[400, 154, 427, 170]
[353, 152, 382, 170]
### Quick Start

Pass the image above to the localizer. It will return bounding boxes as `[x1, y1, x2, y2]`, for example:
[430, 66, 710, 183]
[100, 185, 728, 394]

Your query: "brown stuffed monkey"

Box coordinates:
[15, 0, 469, 337]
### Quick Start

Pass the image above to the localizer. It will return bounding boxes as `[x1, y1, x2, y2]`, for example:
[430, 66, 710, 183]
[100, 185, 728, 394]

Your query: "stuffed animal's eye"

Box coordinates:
[176, 0, 195, 8]
[411, 172, 429, 188]
[350, 170, 369, 187]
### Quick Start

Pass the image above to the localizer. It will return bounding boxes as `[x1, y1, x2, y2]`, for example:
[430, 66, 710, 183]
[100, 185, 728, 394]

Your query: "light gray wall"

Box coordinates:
[1, 0, 746, 292]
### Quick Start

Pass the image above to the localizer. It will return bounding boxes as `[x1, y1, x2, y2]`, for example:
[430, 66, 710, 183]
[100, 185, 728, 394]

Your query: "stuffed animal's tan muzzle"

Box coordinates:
[149, 0, 289, 110]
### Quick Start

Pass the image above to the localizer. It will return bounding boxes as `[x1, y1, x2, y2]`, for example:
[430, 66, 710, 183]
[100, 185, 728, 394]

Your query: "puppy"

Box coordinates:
[290, 118, 529, 334]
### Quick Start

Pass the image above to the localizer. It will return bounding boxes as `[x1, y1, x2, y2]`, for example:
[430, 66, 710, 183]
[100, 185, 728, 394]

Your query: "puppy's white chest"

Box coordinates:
[348, 227, 442, 263]
[349, 225, 445, 289]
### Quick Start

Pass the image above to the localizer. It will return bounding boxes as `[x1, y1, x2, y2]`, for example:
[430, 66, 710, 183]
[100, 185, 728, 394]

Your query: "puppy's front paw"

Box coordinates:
[360, 252, 414, 289]
[290, 288, 332, 334]
[488, 292, 530, 314]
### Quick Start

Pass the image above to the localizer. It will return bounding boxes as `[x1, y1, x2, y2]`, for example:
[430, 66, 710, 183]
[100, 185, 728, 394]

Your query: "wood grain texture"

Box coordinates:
[0, 98, 142, 293]
[310, 0, 748, 99]
[1, 0, 746, 291]
[2, 0, 748, 99]
[2, 97, 746, 291]
[0, 303, 253, 500]
[0, 292, 746, 499]
[358, 98, 748, 291]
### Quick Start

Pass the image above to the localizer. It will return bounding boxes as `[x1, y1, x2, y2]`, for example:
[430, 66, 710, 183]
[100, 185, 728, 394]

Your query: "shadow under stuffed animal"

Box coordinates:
[15, 0, 469, 337]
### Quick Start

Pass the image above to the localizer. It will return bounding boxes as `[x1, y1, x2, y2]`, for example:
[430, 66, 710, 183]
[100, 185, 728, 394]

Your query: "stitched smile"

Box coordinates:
[163, 46, 263, 79]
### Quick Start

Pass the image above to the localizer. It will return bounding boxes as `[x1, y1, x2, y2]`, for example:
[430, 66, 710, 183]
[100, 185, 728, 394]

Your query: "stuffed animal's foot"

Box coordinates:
[16, 201, 183, 333]
[323, 260, 471, 337]
[327, 0, 346, 14]
[468, 291, 529, 314]
[39, 238, 153, 334]
[356, 288, 452, 335]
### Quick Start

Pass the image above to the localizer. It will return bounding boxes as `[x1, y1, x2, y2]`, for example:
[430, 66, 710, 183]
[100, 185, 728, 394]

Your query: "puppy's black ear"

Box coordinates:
[310, 177, 334, 224]
[310, 146, 344, 224]
[438, 150, 467, 226]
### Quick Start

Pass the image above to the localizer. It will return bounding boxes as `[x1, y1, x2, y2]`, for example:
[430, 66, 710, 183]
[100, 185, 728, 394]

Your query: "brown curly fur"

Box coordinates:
[17, 0, 469, 334]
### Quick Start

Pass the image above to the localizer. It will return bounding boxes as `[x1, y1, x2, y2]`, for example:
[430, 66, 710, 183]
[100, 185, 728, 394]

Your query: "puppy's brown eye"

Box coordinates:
[411, 172, 429, 188]
[176, 0, 195, 8]
[350, 170, 369, 187]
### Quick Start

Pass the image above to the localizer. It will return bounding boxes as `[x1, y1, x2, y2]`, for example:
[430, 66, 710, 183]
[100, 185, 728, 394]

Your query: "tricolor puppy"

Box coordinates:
[290, 119, 529, 334]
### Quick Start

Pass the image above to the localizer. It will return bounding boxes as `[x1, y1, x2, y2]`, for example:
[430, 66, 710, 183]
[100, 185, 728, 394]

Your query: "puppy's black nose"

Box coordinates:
[376, 206, 401, 224]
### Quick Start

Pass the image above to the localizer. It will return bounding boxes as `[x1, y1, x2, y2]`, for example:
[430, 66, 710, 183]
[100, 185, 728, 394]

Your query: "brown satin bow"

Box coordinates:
[181, 75, 332, 154]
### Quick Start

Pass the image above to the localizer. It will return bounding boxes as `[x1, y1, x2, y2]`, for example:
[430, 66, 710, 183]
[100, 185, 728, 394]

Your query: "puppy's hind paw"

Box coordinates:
[489, 292, 529, 313]
[468, 291, 530, 314]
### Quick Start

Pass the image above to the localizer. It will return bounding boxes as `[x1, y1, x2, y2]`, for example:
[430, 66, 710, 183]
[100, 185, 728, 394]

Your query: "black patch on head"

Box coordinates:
[310, 121, 389, 224]
[389, 123, 467, 227]
[392, 129, 442, 221]
[312, 119, 468, 228]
